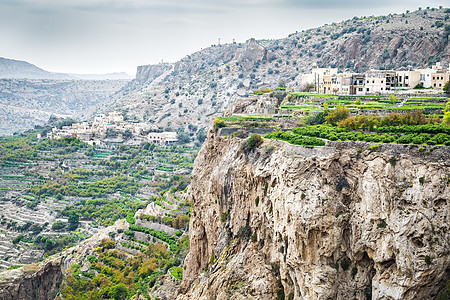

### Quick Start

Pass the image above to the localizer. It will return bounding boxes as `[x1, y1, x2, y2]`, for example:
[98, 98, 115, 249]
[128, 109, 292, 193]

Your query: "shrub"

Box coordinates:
[52, 221, 65, 231]
[247, 134, 263, 150]
[237, 225, 252, 241]
[250, 232, 257, 242]
[221, 212, 228, 222]
[377, 221, 387, 228]
[425, 255, 432, 265]
[214, 119, 226, 129]
[368, 145, 380, 151]
[419, 176, 425, 184]
[255, 196, 259, 206]
[325, 105, 350, 126]
[389, 157, 397, 167]
[340, 258, 350, 271]
[12, 235, 24, 244]
[126, 214, 135, 225]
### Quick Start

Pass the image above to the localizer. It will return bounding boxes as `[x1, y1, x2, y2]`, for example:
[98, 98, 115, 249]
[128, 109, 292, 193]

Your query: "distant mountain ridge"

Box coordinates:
[68, 72, 133, 80]
[0, 57, 133, 80]
[0, 57, 74, 80]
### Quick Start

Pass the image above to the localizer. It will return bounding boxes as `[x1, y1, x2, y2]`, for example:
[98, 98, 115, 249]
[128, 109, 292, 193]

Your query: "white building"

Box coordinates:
[147, 132, 178, 145]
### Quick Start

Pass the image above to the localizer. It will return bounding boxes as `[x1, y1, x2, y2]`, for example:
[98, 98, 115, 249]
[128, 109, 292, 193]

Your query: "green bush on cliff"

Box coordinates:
[247, 134, 263, 150]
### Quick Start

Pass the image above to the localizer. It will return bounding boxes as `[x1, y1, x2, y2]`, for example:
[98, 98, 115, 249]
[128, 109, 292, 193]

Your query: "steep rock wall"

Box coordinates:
[177, 129, 449, 300]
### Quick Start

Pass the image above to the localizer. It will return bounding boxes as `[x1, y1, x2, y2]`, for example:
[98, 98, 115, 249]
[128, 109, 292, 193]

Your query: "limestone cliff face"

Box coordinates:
[135, 64, 172, 83]
[177, 129, 449, 300]
[0, 261, 63, 300]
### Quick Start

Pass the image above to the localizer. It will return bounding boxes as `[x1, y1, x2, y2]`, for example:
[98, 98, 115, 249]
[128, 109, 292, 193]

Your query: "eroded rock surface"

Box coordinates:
[177, 129, 449, 300]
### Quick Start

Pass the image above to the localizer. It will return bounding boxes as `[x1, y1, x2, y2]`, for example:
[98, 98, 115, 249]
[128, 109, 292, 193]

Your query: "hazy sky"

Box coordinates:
[0, 0, 444, 75]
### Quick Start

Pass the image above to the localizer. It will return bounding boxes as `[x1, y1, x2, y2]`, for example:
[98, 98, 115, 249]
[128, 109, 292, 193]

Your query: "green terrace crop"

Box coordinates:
[283, 92, 449, 112]
[265, 124, 450, 146]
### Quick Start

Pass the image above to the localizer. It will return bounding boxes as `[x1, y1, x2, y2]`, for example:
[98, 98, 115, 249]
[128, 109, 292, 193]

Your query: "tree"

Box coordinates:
[305, 83, 315, 92]
[109, 283, 128, 300]
[443, 80, 450, 94]
[326, 105, 350, 126]
[52, 220, 65, 231]
[176, 132, 190, 144]
[389, 94, 397, 104]
[67, 212, 80, 230]
[444, 101, 450, 125]
[122, 129, 132, 139]
[214, 119, 226, 129]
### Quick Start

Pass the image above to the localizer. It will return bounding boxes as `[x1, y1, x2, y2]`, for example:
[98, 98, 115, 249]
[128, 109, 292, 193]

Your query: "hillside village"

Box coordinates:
[303, 62, 450, 95]
[46, 111, 178, 146]
[46, 62, 450, 145]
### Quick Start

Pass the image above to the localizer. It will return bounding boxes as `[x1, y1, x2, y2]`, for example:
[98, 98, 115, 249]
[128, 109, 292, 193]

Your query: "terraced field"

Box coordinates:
[0, 134, 198, 272]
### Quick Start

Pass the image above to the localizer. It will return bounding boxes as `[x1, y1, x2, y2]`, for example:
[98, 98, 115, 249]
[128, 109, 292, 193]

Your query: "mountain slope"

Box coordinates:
[107, 7, 450, 138]
[0, 57, 73, 80]
[0, 79, 129, 135]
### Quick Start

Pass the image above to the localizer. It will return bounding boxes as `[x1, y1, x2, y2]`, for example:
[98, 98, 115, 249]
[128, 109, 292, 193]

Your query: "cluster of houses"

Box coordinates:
[46, 111, 178, 146]
[302, 62, 450, 95]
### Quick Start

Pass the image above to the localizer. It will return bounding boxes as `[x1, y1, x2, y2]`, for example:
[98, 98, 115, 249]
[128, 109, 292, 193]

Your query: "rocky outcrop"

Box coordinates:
[238, 38, 267, 70]
[135, 64, 172, 83]
[0, 260, 63, 300]
[176, 129, 449, 299]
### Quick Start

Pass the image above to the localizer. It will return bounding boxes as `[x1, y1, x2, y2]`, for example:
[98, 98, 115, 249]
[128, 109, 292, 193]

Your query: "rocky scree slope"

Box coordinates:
[109, 8, 450, 136]
[176, 129, 449, 299]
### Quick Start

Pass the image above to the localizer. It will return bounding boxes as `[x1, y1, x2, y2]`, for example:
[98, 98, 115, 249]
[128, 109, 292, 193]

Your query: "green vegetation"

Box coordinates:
[61, 236, 189, 300]
[265, 130, 325, 146]
[169, 266, 183, 280]
[246, 134, 263, 150]
[266, 115, 449, 146]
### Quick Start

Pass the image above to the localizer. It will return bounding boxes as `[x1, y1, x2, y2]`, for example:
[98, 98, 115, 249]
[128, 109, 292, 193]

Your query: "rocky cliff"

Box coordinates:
[176, 129, 449, 299]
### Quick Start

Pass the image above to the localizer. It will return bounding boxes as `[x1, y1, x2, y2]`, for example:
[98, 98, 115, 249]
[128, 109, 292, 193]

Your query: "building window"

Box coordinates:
[366, 88, 369, 91]
[381, 80, 384, 83]
[358, 88, 363, 91]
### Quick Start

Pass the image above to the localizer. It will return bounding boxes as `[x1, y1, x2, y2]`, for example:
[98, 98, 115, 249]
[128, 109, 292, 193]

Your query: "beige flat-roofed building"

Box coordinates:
[431, 72, 450, 89]
[396, 70, 420, 89]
